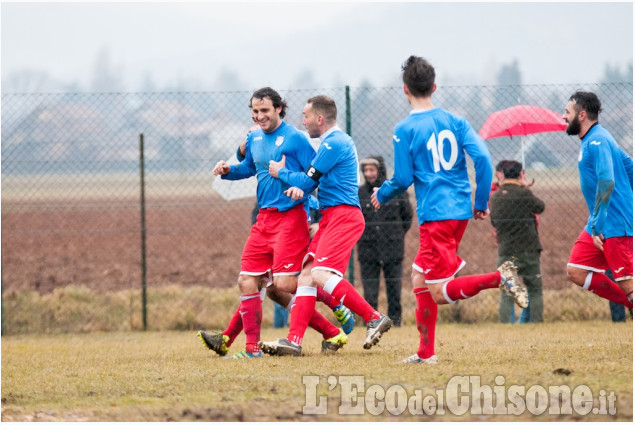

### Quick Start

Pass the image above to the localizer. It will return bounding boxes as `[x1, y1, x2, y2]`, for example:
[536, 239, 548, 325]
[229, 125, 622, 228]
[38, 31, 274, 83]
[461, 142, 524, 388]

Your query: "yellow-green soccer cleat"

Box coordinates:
[223, 349, 262, 359]
[197, 330, 229, 356]
[332, 304, 355, 334]
[321, 330, 348, 353]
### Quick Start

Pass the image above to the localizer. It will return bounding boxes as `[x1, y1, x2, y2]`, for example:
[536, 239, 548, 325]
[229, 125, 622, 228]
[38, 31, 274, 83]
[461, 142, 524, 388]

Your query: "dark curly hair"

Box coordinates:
[569, 91, 602, 121]
[250, 87, 288, 119]
[401, 55, 436, 97]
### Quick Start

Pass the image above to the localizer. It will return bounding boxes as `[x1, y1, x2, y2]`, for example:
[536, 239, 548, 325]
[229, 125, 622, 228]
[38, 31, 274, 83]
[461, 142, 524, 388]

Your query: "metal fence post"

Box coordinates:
[139, 133, 148, 331]
[1, 273, 4, 336]
[345, 85, 356, 285]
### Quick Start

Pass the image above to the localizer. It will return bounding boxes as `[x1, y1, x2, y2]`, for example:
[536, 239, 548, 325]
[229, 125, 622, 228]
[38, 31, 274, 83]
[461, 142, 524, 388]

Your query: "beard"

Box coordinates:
[566, 115, 581, 136]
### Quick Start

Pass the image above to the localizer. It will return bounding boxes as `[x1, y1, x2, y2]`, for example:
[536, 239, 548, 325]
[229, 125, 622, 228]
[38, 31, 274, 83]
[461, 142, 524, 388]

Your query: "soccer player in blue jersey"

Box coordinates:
[562, 91, 633, 313]
[211, 88, 349, 358]
[199, 124, 356, 357]
[258, 95, 393, 356]
[370, 56, 529, 364]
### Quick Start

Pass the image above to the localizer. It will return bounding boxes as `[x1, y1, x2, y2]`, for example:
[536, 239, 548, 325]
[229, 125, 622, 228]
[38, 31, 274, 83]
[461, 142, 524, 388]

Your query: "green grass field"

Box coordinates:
[2, 321, 632, 421]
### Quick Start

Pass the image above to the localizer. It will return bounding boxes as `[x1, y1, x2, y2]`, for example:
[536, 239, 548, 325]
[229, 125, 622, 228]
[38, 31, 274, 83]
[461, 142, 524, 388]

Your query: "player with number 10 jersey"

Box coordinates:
[372, 56, 528, 364]
[378, 109, 492, 223]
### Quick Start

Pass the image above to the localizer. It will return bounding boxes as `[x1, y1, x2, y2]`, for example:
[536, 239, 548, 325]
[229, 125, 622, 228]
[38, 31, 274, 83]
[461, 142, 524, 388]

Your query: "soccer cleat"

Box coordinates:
[498, 261, 529, 309]
[223, 349, 262, 359]
[333, 304, 355, 334]
[321, 331, 348, 353]
[397, 354, 438, 364]
[198, 330, 229, 356]
[363, 313, 393, 349]
[258, 338, 302, 356]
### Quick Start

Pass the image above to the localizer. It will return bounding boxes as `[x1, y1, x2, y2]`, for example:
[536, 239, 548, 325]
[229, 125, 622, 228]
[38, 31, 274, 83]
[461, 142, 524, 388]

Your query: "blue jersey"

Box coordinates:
[278, 126, 361, 209]
[222, 121, 316, 211]
[578, 123, 633, 238]
[376, 108, 492, 224]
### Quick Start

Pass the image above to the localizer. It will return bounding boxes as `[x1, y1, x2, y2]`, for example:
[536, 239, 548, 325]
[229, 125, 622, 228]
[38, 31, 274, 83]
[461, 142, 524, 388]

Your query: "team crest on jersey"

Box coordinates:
[275, 136, 285, 146]
[254, 136, 263, 141]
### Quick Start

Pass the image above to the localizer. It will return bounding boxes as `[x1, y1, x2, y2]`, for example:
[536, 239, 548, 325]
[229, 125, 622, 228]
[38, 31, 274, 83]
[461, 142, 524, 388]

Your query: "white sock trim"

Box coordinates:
[240, 293, 261, 302]
[567, 263, 605, 274]
[442, 281, 456, 304]
[583, 271, 593, 290]
[296, 286, 317, 297]
[615, 275, 633, 282]
[323, 274, 343, 294]
[286, 295, 296, 312]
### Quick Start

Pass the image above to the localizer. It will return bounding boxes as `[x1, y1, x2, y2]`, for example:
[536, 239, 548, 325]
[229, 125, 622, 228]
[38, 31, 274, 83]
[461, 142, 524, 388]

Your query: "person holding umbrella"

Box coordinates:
[562, 91, 633, 315]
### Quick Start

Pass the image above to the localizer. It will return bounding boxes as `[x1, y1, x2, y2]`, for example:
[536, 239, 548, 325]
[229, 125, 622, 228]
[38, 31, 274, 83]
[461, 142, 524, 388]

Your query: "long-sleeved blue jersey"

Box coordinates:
[222, 121, 316, 211]
[376, 108, 492, 224]
[578, 123, 633, 238]
[277, 126, 361, 209]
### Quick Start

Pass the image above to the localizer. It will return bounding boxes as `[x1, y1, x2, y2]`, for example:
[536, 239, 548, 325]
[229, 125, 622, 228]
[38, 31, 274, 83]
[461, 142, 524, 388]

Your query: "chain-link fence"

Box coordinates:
[1, 83, 632, 333]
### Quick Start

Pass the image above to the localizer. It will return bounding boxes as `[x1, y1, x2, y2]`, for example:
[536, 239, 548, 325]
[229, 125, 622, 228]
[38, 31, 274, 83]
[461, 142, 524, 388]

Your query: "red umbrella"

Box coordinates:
[479, 104, 566, 167]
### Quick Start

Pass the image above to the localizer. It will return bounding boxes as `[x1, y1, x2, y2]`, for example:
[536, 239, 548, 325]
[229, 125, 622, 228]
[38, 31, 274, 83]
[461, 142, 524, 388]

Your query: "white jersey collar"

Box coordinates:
[320, 125, 342, 142]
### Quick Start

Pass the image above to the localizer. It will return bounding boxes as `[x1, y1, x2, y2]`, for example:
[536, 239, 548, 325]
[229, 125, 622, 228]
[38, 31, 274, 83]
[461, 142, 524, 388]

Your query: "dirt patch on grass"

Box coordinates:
[2, 186, 588, 294]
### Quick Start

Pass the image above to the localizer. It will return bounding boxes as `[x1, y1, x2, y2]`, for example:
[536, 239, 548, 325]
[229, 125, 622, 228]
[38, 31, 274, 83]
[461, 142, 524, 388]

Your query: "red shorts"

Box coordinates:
[307, 205, 365, 277]
[568, 230, 633, 281]
[413, 220, 468, 284]
[240, 204, 309, 277]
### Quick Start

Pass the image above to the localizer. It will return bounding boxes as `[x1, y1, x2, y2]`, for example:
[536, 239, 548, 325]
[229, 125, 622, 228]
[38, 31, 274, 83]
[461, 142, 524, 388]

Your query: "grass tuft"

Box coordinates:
[2, 285, 616, 335]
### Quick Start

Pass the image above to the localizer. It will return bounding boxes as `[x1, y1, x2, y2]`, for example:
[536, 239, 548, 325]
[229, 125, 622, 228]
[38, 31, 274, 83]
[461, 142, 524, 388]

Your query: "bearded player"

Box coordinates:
[562, 91, 633, 315]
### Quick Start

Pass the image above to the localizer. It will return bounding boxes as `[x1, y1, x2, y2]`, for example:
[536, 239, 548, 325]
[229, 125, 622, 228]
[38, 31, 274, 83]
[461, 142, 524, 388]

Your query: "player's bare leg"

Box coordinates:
[567, 266, 633, 309]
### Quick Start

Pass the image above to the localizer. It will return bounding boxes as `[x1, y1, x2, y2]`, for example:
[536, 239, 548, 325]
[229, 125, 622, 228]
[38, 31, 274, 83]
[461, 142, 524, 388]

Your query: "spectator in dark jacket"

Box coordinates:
[490, 160, 545, 323]
[357, 155, 413, 326]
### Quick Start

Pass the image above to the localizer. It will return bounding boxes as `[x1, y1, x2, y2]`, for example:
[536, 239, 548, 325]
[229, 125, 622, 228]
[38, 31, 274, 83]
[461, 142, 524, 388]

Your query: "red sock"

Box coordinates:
[308, 310, 340, 340]
[287, 287, 317, 345]
[443, 271, 500, 302]
[586, 272, 633, 308]
[223, 306, 243, 347]
[414, 288, 437, 359]
[327, 276, 379, 323]
[316, 285, 339, 310]
[239, 293, 262, 354]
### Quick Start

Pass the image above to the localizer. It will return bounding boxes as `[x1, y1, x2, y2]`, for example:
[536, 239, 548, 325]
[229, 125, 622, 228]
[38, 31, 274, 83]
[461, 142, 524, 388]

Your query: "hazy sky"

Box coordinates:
[1, 1, 633, 92]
